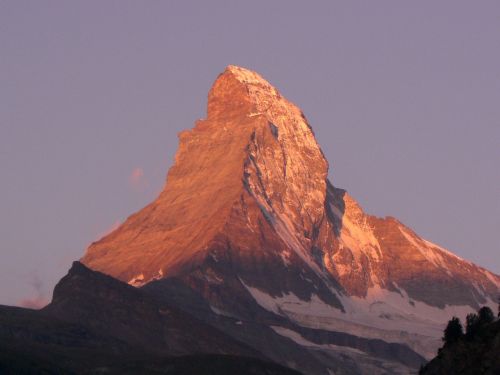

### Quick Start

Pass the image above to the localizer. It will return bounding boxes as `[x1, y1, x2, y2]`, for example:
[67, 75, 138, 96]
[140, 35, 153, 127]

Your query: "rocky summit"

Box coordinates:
[77, 65, 500, 374]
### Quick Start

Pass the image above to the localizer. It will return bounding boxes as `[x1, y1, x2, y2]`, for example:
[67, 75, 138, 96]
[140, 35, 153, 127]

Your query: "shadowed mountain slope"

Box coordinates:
[0, 262, 301, 375]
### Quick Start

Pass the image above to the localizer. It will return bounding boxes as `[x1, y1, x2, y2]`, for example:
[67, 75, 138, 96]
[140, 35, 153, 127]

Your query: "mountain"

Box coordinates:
[79, 65, 499, 374]
[3, 65, 498, 375]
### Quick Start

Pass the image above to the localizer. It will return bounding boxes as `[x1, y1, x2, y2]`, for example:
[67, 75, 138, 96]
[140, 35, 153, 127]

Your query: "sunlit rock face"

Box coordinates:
[324, 185, 500, 308]
[81, 66, 500, 367]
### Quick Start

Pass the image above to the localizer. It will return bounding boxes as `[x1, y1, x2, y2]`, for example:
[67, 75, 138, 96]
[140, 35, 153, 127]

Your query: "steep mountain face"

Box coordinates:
[81, 65, 500, 374]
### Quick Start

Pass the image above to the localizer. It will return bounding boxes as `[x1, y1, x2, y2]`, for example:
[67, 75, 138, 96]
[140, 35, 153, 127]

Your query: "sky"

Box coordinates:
[1, 1, 499, 307]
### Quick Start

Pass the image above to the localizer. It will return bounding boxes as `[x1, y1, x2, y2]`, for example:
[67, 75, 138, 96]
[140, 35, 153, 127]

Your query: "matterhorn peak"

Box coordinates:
[82, 65, 330, 287]
[207, 65, 317, 140]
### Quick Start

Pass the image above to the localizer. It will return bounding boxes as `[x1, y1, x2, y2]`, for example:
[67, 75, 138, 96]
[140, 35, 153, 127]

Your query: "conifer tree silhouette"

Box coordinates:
[442, 316, 463, 345]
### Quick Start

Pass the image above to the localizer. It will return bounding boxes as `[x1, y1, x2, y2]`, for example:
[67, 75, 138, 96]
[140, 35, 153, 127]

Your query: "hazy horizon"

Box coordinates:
[1, 1, 499, 307]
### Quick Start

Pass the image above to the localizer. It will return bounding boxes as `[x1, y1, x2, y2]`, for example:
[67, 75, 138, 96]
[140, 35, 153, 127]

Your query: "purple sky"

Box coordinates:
[1, 1, 499, 307]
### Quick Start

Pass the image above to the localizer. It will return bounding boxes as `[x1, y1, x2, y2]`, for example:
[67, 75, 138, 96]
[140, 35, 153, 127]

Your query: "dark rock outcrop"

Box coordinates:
[0, 262, 272, 374]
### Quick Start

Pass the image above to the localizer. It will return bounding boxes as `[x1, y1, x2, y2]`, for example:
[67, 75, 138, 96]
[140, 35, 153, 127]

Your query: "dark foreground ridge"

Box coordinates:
[0, 262, 299, 375]
[0, 351, 301, 375]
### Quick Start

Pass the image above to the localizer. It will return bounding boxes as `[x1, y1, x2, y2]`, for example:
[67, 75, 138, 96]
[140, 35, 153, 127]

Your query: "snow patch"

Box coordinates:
[271, 325, 366, 355]
[210, 305, 237, 318]
[240, 278, 282, 315]
[240, 277, 492, 358]
[128, 274, 145, 287]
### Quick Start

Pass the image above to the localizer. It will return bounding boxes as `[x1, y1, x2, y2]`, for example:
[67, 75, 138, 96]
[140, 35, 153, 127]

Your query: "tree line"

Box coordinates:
[442, 300, 500, 346]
